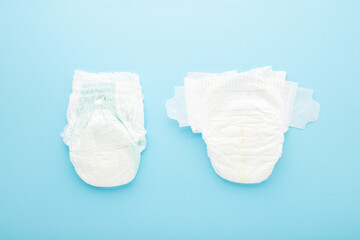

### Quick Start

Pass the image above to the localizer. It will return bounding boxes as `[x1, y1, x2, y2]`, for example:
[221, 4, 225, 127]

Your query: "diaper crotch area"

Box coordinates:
[203, 123, 285, 184]
[69, 109, 140, 187]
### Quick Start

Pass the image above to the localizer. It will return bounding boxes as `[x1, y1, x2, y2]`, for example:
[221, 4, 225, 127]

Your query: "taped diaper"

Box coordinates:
[166, 66, 319, 183]
[62, 71, 146, 187]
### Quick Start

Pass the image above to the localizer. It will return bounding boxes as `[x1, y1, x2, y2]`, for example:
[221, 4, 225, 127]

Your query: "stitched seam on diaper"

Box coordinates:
[240, 125, 245, 182]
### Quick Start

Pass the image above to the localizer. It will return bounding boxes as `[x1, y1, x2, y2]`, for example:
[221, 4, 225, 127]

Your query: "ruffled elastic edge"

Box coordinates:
[74, 70, 139, 83]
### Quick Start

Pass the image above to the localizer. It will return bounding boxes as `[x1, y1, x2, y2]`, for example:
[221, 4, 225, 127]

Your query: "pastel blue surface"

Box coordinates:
[1, 0, 359, 239]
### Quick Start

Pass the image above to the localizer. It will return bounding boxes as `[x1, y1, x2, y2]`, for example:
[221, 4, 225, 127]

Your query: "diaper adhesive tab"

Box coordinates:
[166, 86, 189, 127]
[290, 87, 320, 129]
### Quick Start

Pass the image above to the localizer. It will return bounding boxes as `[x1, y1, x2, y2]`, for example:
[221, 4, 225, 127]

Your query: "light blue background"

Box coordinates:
[1, 0, 359, 239]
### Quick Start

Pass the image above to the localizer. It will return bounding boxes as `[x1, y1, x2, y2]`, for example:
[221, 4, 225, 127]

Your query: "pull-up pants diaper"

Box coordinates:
[62, 71, 146, 187]
[166, 66, 319, 183]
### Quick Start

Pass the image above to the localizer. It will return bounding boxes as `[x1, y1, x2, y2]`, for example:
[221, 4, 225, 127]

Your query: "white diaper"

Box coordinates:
[62, 71, 146, 187]
[166, 67, 319, 183]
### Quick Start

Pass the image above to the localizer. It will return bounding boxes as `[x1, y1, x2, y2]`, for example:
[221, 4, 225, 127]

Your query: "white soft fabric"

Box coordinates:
[166, 66, 320, 183]
[62, 71, 146, 187]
